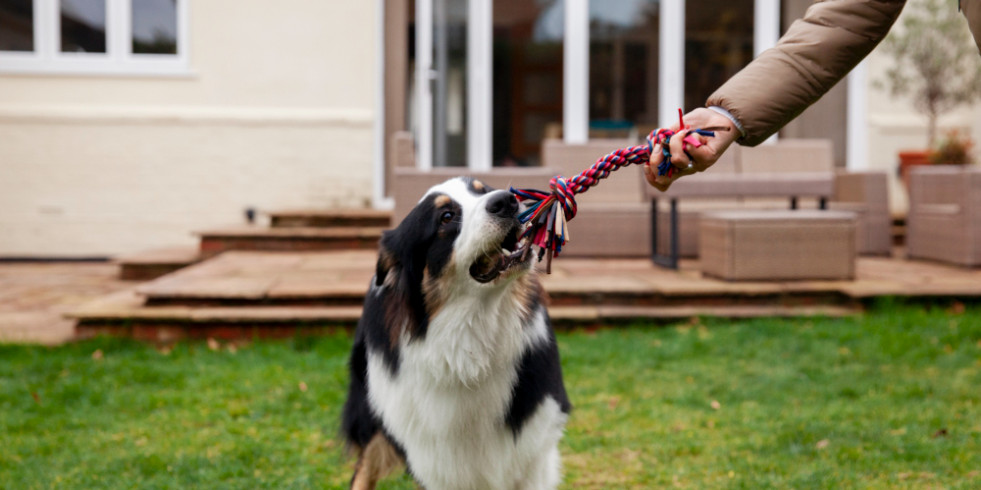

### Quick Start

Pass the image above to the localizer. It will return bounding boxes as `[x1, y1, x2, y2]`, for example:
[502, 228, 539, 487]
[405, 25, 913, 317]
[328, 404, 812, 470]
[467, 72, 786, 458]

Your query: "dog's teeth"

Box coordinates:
[502, 248, 511, 255]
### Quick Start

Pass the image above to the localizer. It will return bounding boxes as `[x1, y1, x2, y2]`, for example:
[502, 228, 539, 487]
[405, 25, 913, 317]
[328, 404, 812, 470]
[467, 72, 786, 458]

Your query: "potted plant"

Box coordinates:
[928, 129, 976, 165]
[876, 0, 981, 186]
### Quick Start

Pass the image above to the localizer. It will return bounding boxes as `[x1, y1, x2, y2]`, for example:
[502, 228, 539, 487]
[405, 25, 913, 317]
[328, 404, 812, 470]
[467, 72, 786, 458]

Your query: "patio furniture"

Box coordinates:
[906, 166, 981, 267]
[646, 139, 890, 266]
[829, 170, 892, 255]
[699, 210, 857, 281]
[651, 173, 835, 268]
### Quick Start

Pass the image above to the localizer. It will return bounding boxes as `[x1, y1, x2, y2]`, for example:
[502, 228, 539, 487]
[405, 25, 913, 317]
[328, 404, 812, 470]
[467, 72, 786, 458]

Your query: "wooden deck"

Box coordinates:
[69, 249, 981, 341]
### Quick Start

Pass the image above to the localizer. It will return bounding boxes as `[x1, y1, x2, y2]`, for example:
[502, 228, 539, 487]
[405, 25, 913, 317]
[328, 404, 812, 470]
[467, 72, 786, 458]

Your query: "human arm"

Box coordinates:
[707, 0, 907, 146]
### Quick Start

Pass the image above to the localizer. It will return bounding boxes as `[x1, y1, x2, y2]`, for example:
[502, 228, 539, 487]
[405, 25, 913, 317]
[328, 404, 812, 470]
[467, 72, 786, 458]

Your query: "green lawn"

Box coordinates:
[2, 301, 980, 489]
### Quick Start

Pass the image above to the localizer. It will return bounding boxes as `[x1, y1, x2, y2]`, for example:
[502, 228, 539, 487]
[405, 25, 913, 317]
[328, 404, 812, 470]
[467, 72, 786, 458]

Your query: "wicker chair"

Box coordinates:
[906, 166, 981, 267]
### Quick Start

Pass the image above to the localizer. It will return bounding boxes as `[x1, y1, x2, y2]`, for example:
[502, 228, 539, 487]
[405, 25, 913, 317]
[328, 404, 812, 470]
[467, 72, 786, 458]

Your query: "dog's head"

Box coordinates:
[373, 177, 536, 338]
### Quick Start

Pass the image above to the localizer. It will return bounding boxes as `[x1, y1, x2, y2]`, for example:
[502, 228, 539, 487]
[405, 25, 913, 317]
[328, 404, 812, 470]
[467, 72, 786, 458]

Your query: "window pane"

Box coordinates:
[589, 0, 659, 136]
[684, 0, 753, 110]
[132, 0, 177, 54]
[60, 0, 106, 53]
[431, 0, 468, 167]
[0, 0, 34, 51]
[492, 0, 563, 167]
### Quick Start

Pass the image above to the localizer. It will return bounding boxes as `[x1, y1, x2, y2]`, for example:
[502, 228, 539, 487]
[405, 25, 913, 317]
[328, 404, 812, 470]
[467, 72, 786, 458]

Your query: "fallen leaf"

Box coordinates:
[932, 428, 948, 438]
[207, 338, 220, 351]
[227, 344, 237, 354]
[889, 427, 907, 436]
[91, 349, 103, 361]
[710, 400, 721, 410]
[706, 419, 716, 429]
[298, 382, 308, 392]
[31, 392, 40, 404]
[815, 439, 830, 450]
[728, 471, 735, 478]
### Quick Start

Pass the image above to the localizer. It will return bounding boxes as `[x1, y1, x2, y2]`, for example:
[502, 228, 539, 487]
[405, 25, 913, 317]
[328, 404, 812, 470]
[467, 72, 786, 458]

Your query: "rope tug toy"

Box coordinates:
[510, 109, 725, 273]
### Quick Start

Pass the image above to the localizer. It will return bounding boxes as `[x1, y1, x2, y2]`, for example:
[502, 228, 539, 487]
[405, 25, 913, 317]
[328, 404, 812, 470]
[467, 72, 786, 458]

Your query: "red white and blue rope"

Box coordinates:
[510, 109, 716, 272]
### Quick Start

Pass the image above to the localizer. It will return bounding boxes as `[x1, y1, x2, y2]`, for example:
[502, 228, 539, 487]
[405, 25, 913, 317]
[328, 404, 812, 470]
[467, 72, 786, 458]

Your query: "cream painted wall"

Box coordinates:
[0, 0, 377, 257]
[863, 7, 981, 215]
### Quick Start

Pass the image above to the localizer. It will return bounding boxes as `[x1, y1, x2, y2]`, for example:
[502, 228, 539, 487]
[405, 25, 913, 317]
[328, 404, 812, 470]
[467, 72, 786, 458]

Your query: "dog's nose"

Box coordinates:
[486, 191, 519, 218]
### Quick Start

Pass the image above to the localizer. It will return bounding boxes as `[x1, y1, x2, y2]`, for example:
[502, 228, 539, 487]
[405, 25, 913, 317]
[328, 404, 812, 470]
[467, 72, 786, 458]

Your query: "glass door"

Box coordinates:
[415, 0, 469, 168]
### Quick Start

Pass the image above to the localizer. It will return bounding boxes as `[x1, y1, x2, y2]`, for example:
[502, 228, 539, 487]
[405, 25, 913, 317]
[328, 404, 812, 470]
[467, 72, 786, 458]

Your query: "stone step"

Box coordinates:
[115, 246, 201, 281]
[269, 209, 391, 229]
[196, 226, 384, 257]
[70, 291, 859, 342]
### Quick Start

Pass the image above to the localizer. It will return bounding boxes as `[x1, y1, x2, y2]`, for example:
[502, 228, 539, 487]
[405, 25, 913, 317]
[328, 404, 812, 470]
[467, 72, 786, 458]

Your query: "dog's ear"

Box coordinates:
[374, 238, 395, 288]
[376, 221, 432, 344]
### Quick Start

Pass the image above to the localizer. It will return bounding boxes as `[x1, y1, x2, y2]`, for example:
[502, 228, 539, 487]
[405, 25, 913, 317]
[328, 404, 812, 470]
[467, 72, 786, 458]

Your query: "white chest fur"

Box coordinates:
[366, 301, 566, 490]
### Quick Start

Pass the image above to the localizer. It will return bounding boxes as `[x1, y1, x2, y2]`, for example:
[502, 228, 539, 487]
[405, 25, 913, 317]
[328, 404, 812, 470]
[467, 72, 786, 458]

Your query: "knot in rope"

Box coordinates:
[548, 175, 578, 221]
[509, 108, 722, 272]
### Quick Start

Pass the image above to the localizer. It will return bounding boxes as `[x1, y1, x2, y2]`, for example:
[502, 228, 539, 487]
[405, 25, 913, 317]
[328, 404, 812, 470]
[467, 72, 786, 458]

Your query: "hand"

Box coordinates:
[643, 107, 741, 191]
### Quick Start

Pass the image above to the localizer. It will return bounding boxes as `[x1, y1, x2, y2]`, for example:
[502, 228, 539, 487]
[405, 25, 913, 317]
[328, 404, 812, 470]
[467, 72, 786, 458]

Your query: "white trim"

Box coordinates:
[415, 0, 434, 170]
[373, 0, 392, 209]
[0, 0, 190, 76]
[0, 106, 375, 126]
[659, 0, 684, 127]
[466, 0, 492, 171]
[754, 0, 780, 144]
[846, 60, 869, 170]
[563, 0, 588, 143]
[753, 0, 780, 57]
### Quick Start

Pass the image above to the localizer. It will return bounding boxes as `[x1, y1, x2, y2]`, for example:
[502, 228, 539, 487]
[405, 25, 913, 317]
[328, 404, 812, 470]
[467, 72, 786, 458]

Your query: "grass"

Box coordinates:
[1, 301, 980, 489]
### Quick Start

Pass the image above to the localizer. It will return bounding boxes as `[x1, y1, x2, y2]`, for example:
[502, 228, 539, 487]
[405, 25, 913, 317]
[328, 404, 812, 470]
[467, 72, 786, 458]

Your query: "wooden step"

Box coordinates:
[115, 246, 200, 281]
[269, 209, 391, 228]
[196, 226, 384, 257]
[70, 291, 859, 342]
[134, 251, 857, 309]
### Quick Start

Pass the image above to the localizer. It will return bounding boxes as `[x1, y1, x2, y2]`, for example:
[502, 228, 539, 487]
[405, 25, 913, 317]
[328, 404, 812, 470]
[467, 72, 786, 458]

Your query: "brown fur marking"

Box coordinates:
[434, 194, 451, 208]
[472, 180, 485, 192]
[422, 262, 453, 318]
[350, 434, 404, 490]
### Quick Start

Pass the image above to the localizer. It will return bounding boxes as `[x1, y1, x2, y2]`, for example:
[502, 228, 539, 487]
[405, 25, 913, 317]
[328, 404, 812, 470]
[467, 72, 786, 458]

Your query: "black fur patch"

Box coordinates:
[363, 193, 463, 375]
[505, 306, 572, 438]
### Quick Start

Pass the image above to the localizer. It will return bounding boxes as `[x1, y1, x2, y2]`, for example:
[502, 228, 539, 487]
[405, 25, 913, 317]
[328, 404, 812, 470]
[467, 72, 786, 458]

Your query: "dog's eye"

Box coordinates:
[440, 211, 454, 224]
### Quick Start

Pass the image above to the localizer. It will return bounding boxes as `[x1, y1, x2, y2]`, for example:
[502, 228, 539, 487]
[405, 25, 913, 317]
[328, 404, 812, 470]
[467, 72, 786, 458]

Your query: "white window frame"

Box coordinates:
[0, 0, 190, 76]
[411, 0, 785, 170]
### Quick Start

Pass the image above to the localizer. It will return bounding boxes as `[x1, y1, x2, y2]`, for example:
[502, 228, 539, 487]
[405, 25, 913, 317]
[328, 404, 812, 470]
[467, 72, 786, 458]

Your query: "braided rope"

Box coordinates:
[509, 109, 718, 272]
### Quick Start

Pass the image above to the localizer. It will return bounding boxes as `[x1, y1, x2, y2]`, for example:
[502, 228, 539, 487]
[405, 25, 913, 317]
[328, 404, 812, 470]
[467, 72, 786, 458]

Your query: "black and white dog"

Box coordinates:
[341, 177, 571, 490]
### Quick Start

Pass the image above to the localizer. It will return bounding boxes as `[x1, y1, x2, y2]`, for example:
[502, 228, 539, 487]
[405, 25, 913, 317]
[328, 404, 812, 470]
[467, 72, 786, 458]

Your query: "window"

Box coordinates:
[589, 0, 659, 136]
[0, 0, 187, 75]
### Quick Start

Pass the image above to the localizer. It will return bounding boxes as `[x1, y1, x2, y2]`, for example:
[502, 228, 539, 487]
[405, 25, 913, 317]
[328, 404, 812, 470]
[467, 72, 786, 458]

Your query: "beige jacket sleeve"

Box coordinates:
[965, 0, 981, 55]
[706, 0, 907, 146]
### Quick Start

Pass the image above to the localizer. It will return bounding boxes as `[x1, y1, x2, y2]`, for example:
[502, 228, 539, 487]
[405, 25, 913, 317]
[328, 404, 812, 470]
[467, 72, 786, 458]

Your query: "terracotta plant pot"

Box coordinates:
[898, 150, 931, 190]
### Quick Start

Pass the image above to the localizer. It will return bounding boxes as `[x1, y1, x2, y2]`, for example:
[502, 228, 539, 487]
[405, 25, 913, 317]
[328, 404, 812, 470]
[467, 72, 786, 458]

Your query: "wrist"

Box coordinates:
[707, 105, 747, 140]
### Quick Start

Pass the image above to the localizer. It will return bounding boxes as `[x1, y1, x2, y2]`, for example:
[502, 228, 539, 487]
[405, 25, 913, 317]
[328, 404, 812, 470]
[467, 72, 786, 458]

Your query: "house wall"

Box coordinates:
[864, 4, 981, 215]
[0, 0, 377, 257]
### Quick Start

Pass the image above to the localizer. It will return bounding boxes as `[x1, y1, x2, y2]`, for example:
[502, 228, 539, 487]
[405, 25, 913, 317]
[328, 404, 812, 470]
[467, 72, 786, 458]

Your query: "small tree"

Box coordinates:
[878, 0, 981, 147]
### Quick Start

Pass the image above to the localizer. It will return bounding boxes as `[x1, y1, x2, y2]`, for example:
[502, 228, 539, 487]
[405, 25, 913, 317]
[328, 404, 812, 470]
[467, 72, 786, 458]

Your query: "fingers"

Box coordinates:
[644, 143, 691, 192]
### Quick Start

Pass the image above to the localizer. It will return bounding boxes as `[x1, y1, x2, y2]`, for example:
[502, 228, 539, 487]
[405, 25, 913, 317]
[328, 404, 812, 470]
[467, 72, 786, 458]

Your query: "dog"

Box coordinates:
[341, 177, 571, 490]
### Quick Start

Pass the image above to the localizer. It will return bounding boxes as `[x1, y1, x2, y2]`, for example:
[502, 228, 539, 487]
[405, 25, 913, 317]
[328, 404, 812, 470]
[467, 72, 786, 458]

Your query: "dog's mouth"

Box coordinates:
[468, 224, 532, 284]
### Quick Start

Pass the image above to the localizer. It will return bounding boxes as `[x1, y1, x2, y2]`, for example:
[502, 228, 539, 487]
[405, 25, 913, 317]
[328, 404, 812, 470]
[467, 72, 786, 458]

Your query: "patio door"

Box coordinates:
[415, 0, 491, 170]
